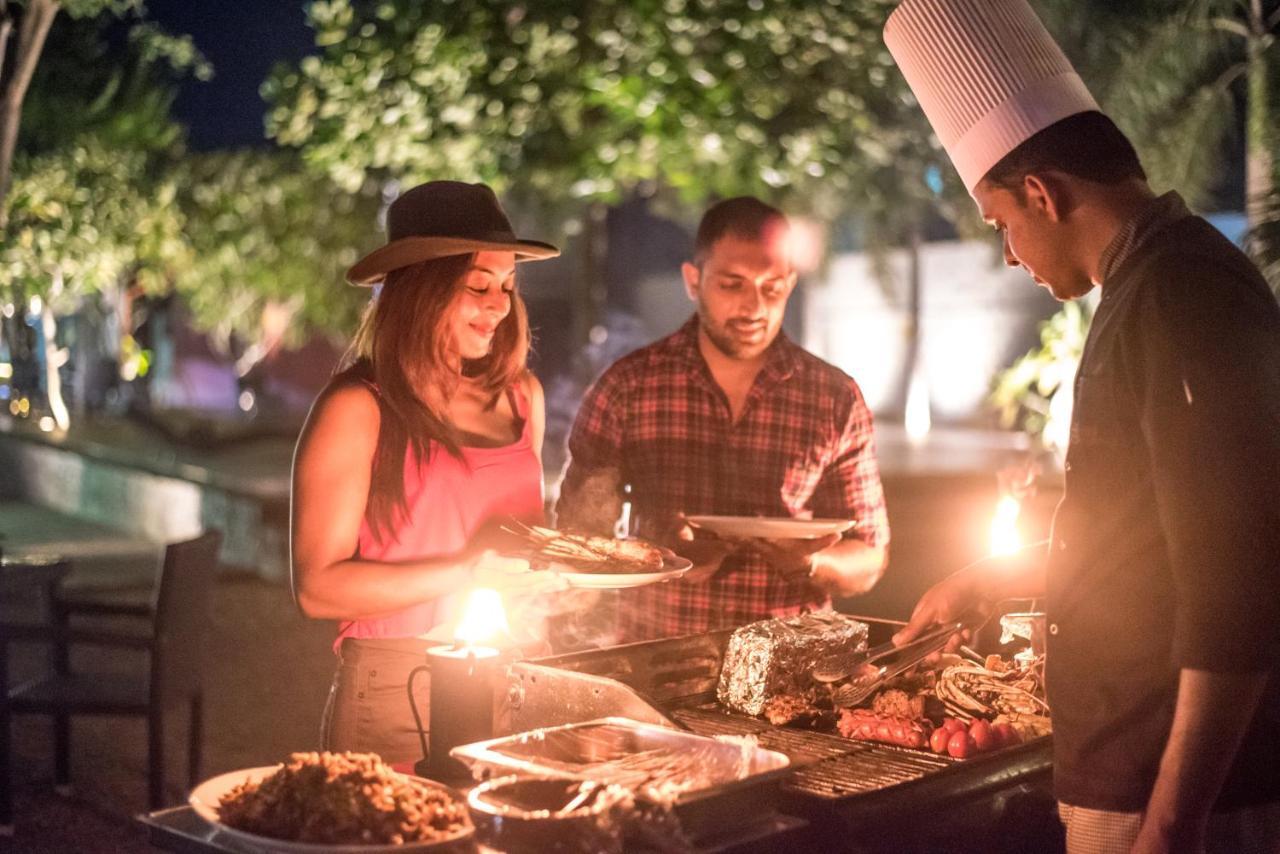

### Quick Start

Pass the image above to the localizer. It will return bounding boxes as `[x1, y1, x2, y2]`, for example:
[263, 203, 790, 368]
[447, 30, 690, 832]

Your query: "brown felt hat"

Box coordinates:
[346, 181, 560, 286]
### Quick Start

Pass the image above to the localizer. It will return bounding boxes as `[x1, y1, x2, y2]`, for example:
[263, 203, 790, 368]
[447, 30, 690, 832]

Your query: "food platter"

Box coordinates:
[548, 548, 692, 589]
[685, 515, 857, 540]
[501, 524, 693, 588]
[189, 765, 474, 853]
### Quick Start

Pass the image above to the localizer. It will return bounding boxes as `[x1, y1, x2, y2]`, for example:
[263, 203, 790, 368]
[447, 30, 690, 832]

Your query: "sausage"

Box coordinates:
[837, 709, 933, 749]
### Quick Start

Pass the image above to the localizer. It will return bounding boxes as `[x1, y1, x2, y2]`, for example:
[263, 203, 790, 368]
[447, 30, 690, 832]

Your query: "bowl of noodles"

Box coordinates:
[189, 752, 473, 852]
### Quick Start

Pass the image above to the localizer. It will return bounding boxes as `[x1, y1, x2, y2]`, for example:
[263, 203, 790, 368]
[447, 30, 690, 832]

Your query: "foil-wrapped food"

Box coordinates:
[717, 611, 869, 717]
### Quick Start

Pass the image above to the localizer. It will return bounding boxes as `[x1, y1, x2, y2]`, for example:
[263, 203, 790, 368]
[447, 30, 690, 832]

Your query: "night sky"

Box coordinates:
[145, 1, 315, 151]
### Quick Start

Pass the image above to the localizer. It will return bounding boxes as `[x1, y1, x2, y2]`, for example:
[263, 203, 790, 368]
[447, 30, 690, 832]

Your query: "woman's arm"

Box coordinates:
[289, 381, 480, 620]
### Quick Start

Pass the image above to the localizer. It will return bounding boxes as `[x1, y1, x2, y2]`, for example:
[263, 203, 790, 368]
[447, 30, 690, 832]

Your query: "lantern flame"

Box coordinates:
[454, 588, 509, 647]
[990, 495, 1023, 556]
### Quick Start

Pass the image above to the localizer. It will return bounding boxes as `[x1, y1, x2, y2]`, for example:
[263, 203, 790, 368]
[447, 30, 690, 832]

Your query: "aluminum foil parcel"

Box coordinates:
[717, 611, 869, 716]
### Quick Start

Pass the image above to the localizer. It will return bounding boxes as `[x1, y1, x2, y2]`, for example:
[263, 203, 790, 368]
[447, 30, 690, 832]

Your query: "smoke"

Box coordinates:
[505, 587, 623, 654]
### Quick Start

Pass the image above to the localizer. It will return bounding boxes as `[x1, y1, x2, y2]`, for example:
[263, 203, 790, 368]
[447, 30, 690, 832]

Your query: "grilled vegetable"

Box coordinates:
[935, 664, 1049, 718]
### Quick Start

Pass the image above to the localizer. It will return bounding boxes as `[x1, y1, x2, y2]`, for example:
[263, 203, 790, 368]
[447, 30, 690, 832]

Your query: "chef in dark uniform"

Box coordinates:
[884, 2, 1280, 852]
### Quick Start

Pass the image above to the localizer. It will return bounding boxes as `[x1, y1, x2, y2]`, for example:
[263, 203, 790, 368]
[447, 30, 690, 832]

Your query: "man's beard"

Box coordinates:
[698, 303, 771, 359]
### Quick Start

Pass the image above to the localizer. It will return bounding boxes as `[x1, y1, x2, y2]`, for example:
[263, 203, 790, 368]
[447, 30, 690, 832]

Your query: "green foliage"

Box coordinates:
[0, 136, 186, 310]
[264, 0, 946, 234]
[174, 150, 382, 355]
[989, 299, 1093, 453]
[58, 0, 143, 18]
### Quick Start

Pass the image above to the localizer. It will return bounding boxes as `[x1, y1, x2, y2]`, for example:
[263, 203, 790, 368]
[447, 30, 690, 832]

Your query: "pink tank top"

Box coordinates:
[336, 385, 544, 643]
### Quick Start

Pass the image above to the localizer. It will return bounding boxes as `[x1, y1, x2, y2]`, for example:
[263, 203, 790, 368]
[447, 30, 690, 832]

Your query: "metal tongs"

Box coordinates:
[815, 619, 968, 709]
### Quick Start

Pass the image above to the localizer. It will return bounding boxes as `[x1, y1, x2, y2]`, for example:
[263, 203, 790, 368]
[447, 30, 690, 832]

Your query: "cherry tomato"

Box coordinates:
[969, 719, 996, 752]
[941, 717, 966, 735]
[993, 723, 1022, 747]
[947, 729, 973, 759]
[930, 727, 951, 754]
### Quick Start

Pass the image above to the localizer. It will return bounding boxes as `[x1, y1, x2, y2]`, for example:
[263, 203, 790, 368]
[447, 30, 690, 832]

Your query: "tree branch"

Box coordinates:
[1210, 59, 1248, 95]
[7, 0, 57, 106]
[0, 0, 60, 211]
[0, 1, 12, 91]
[1211, 16, 1251, 39]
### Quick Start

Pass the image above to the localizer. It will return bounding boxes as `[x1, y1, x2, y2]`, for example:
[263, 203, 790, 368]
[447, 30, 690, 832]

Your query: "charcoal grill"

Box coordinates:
[500, 617, 1058, 853]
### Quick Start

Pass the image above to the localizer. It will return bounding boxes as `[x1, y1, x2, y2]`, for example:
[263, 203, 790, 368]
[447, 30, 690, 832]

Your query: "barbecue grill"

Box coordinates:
[139, 617, 1060, 854]
[499, 617, 1059, 853]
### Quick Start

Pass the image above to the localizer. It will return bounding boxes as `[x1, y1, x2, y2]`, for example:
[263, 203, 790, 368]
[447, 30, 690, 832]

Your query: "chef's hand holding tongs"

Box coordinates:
[893, 538, 1051, 652]
[819, 611, 987, 708]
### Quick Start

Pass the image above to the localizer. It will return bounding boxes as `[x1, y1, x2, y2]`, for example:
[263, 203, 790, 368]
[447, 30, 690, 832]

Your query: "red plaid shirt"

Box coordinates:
[555, 317, 889, 641]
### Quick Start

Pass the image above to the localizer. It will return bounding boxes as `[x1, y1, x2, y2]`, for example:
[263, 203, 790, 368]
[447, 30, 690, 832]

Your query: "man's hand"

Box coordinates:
[1129, 818, 1206, 854]
[892, 567, 992, 650]
[749, 533, 842, 579]
[893, 545, 1049, 647]
[673, 520, 737, 584]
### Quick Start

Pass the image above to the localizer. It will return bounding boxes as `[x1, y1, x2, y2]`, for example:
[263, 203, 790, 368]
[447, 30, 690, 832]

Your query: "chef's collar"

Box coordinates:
[1097, 191, 1191, 285]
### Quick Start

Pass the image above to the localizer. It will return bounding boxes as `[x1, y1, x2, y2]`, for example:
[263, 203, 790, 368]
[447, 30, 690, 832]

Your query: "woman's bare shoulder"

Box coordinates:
[522, 370, 544, 399]
[305, 369, 381, 434]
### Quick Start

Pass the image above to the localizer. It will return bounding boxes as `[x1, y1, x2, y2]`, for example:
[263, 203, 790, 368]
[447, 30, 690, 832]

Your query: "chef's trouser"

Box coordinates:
[320, 637, 432, 767]
[1059, 801, 1280, 854]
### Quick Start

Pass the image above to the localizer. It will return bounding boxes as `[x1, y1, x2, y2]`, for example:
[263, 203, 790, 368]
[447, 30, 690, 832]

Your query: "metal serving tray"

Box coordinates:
[451, 716, 792, 842]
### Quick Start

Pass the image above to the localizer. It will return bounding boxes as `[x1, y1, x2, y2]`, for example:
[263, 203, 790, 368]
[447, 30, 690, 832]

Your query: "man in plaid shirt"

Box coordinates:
[556, 197, 889, 641]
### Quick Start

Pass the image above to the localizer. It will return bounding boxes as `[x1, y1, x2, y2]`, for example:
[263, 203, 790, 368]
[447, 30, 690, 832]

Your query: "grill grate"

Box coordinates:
[672, 702, 958, 798]
[788, 747, 954, 798]
[673, 705, 863, 766]
[670, 706, 769, 737]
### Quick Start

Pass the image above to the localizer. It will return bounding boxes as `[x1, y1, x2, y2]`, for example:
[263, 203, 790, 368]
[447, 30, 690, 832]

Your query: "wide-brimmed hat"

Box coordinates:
[346, 181, 560, 286]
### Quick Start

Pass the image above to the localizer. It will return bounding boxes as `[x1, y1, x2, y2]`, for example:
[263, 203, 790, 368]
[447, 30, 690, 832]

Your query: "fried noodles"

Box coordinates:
[217, 751, 470, 845]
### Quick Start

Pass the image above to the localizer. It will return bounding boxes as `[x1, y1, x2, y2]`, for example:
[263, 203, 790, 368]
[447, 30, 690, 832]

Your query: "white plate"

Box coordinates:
[549, 548, 692, 589]
[684, 515, 857, 539]
[189, 766, 473, 853]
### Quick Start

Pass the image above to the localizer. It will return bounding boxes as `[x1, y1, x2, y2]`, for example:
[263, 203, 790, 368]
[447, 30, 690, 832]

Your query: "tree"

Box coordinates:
[263, 0, 949, 351]
[0, 0, 152, 217]
[1102, 0, 1279, 287]
[0, 8, 205, 425]
[174, 150, 381, 386]
[0, 136, 186, 427]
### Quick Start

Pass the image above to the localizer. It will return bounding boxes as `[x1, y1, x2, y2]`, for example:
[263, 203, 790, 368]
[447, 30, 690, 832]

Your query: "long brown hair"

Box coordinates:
[341, 253, 531, 542]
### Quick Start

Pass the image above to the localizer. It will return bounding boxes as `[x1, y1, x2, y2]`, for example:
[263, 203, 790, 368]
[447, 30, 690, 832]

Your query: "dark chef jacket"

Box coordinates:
[1046, 195, 1280, 811]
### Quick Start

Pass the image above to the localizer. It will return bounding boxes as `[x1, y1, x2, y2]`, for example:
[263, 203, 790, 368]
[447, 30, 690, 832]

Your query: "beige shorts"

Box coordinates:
[1059, 800, 1280, 854]
[320, 637, 433, 767]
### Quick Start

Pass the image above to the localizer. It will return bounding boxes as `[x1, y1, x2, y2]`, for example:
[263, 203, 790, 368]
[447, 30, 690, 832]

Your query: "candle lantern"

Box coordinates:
[419, 588, 509, 781]
[424, 643, 501, 780]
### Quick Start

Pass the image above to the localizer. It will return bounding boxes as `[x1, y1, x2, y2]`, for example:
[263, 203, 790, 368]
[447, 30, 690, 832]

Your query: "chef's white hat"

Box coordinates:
[884, 0, 1099, 192]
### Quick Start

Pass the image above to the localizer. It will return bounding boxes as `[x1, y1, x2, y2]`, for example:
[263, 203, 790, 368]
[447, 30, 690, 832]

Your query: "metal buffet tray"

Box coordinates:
[452, 716, 792, 841]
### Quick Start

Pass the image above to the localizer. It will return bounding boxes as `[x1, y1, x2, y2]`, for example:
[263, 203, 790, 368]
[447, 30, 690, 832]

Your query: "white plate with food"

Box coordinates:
[550, 548, 693, 589]
[505, 525, 692, 589]
[189, 753, 473, 852]
[684, 515, 857, 539]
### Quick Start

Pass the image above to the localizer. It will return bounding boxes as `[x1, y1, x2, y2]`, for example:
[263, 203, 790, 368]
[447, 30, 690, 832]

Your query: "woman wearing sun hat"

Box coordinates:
[290, 181, 561, 764]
